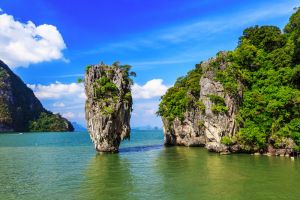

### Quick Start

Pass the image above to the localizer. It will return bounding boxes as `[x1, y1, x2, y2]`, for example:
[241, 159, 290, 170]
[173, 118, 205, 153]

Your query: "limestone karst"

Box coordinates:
[85, 62, 133, 152]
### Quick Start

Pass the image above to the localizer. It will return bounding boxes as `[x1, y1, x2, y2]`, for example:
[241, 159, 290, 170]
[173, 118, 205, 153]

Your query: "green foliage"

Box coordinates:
[209, 95, 228, 114]
[77, 78, 83, 83]
[102, 106, 115, 116]
[240, 25, 286, 52]
[238, 120, 268, 148]
[234, 11, 300, 148]
[215, 64, 240, 94]
[29, 112, 72, 132]
[94, 77, 119, 99]
[209, 94, 225, 105]
[195, 101, 205, 112]
[284, 7, 300, 34]
[284, 8, 300, 64]
[157, 64, 202, 122]
[157, 87, 189, 122]
[86, 62, 133, 117]
[85, 65, 93, 72]
[158, 9, 300, 150]
[212, 105, 229, 114]
[124, 92, 132, 101]
[277, 118, 300, 145]
[221, 136, 233, 146]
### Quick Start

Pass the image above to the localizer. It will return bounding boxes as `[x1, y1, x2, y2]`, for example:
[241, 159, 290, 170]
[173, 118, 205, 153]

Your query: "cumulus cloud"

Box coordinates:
[132, 79, 169, 99]
[27, 81, 85, 100]
[28, 79, 168, 126]
[0, 12, 66, 68]
[28, 82, 86, 123]
[29, 79, 168, 101]
[131, 100, 163, 127]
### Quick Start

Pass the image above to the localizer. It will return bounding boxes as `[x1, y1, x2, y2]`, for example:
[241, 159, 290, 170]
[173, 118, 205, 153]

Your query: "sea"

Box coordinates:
[0, 130, 299, 200]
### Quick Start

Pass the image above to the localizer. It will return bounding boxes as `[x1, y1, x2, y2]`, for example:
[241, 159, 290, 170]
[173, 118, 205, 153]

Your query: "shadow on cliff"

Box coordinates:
[119, 144, 163, 153]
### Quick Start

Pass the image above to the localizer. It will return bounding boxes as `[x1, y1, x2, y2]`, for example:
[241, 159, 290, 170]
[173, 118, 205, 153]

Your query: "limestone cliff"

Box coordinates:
[160, 50, 299, 156]
[84, 62, 133, 152]
[159, 9, 300, 157]
[161, 53, 241, 152]
[0, 60, 74, 132]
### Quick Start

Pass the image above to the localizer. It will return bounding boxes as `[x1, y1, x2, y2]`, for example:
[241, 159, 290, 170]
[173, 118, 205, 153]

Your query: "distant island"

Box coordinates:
[0, 60, 74, 133]
[71, 122, 87, 132]
[157, 9, 300, 156]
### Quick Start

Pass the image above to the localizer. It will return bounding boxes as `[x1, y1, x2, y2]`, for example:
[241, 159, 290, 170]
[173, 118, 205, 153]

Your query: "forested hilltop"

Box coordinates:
[158, 9, 300, 155]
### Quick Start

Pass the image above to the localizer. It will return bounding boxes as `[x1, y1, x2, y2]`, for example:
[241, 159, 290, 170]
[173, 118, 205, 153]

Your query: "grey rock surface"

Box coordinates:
[162, 55, 241, 152]
[85, 63, 132, 152]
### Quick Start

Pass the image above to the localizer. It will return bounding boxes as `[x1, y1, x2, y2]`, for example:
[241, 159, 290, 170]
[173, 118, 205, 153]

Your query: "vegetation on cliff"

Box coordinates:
[84, 61, 134, 152]
[157, 65, 203, 122]
[0, 61, 74, 132]
[87, 61, 134, 116]
[29, 112, 73, 132]
[158, 9, 300, 151]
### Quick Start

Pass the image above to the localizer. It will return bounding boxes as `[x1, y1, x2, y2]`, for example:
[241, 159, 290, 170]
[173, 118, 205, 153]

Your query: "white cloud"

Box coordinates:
[53, 102, 65, 108]
[0, 12, 66, 68]
[132, 79, 169, 99]
[62, 112, 75, 119]
[29, 79, 168, 101]
[28, 82, 86, 124]
[131, 100, 163, 127]
[28, 79, 168, 126]
[27, 81, 85, 100]
[133, 102, 158, 116]
[0, 8, 2, 12]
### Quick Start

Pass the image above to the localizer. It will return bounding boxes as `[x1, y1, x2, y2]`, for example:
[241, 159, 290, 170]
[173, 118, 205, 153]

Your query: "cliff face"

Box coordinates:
[85, 63, 133, 152]
[0, 60, 74, 132]
[162, 55, 298, 155]
[162, 55, 241, 152]
[159, 9, 300, 157]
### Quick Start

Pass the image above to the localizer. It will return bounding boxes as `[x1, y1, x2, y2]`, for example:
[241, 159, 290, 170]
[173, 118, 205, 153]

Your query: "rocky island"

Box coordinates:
[0, 60, 74, 132]
[158, 9, 300, 156]
[84, 62, 134, 152]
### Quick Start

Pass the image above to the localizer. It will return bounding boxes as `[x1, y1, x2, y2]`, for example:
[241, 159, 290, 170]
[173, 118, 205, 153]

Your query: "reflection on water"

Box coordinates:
[78, 154, 134, 200]
[156, 147, 300, 200]
[0, 131, 300, 200]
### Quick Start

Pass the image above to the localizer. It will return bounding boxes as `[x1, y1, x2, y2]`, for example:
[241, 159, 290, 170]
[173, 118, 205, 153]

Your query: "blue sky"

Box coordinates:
[0, 0, 299, 127]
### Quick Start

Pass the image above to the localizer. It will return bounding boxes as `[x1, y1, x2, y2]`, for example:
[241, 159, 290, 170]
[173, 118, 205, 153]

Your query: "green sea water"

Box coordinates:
[0, 130, 299, 200]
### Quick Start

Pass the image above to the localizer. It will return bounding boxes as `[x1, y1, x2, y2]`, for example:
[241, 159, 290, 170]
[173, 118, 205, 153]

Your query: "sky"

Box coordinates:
[0, 0, 299, 128]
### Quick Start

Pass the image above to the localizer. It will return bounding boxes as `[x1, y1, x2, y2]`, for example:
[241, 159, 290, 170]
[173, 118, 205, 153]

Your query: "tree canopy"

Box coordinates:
[158, 9, 300, 150]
